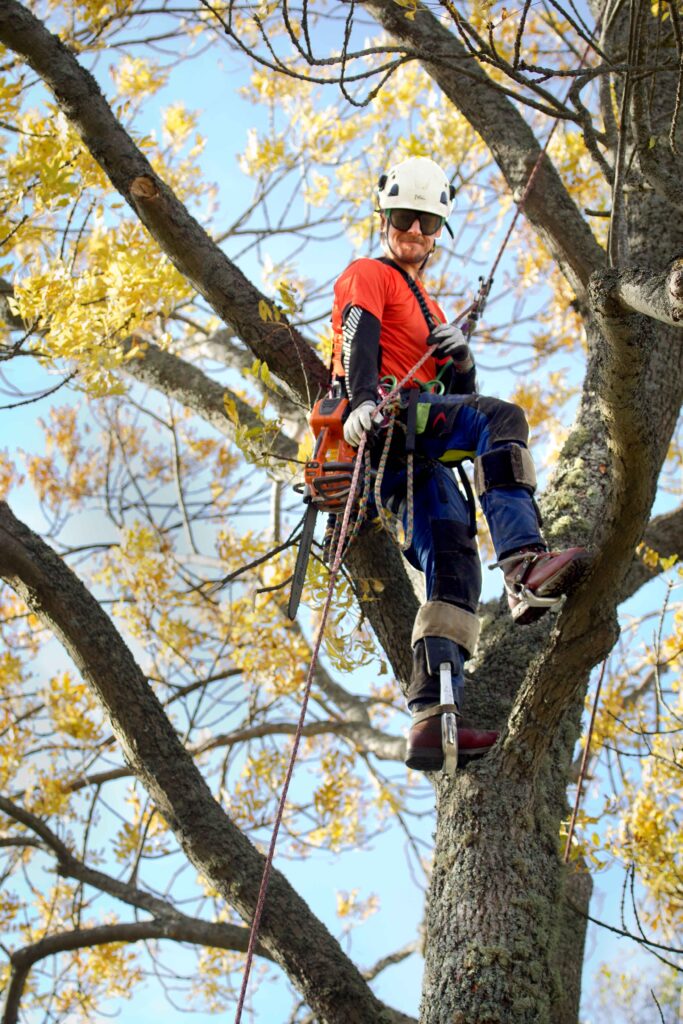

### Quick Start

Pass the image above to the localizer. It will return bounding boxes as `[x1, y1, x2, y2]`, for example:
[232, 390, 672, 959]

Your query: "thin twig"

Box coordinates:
[564, 659, 607, 862]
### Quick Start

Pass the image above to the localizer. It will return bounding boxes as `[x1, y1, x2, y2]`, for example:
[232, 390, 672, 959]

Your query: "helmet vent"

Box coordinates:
[376, 157, 454, 218]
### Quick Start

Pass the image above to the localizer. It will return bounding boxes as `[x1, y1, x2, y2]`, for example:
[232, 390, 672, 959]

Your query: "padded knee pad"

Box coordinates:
[473, 444, 537, 497]
[475, 396, 530, 447]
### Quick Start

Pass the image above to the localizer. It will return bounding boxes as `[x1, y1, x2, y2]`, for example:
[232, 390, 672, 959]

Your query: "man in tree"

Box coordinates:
[332, 156, 589, 772]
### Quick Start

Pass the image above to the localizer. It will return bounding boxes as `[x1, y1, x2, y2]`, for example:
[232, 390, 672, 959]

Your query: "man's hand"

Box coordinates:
[343, 401, 376, 447]
[428, 322, 473, 370]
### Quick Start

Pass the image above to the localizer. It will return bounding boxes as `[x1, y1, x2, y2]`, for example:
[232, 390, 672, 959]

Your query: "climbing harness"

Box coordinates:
[288, 388, 373, 618]
[236, 45, 604, 1013]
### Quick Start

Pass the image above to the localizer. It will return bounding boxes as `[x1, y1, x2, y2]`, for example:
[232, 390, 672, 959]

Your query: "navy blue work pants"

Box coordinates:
[377, 392, 543, 614]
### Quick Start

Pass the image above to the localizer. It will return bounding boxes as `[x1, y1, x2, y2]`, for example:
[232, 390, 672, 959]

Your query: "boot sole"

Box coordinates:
[405, 750, 443, 772]
[405, 747, 492, 772]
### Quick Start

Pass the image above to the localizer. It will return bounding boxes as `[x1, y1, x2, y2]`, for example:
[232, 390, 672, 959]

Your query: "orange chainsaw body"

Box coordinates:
[304, 394, 357, 513]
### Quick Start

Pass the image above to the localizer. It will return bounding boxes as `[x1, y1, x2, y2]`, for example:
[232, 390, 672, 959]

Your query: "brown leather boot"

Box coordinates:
[406, 707, 498, 772]
[499, 546, 591, 625]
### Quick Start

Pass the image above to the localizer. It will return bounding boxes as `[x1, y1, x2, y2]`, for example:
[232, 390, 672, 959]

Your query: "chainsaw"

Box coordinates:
[287, 389, 358, 619]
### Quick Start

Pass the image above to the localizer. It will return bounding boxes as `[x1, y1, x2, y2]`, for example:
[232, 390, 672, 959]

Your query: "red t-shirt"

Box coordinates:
[332, 258, 446, 387]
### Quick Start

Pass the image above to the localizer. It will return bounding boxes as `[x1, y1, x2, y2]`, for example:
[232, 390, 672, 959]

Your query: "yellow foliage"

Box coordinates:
[45, 671, 102, 741]
[51, 939, 142, 1016]
[24, 770, 73, 816]
[162, 102, 199, 151]
[0, 891, 20, 931]
[637, 542, 680, 573]
[302, 169, 330, 207]
[336, 888, 379, 921]
[114, 789, 171, 863]
[239, 128, 291, 176]
[0, 448, 23, 498]
[1, 3, 680, 1017]
[112, 56, 169, 98]
[308, 749, 366, 851]
[11, 224, 191, 393]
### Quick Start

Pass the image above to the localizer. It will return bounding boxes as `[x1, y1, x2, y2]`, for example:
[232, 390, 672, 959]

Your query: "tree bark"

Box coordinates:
[0, 502, 413, 1024]
[3, 2, 683, 1022]
[0, 0, 328, 404]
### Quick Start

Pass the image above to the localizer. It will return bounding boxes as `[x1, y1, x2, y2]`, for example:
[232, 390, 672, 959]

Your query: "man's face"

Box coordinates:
[383, 208, 443, 265]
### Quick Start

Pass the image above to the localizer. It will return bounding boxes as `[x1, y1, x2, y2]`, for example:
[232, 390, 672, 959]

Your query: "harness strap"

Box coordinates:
[456, 462, 477, 538]
[376, 256, 440, 332]
[411, 702, 460, 725]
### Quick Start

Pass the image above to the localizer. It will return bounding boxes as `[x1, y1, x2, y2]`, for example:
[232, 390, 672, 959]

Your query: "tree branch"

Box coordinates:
[59, 716, 407, 796]
[120, 338, 300, 476]
[0, 501, 412, 1024]
[620, 504, 683, 601]
[0, 0, 328, 405]
[588, 258, 683, 325]
[3, 920, 270, 1024]
[0, 280, 303, 473]
[195, 717, 406, 762]
[498, 266, 682, 773]
[362, 0, 606, 299]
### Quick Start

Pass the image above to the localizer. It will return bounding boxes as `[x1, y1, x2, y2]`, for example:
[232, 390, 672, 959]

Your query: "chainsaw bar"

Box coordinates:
[287, 503, 318, 620]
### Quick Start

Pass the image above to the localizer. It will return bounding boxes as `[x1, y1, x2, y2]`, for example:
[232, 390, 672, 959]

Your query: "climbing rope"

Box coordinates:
[563, 659, 606, 863]
[233, 429, 369, 1024]
[234, 31, 605, 1012]
[233, 349, 438, 1024]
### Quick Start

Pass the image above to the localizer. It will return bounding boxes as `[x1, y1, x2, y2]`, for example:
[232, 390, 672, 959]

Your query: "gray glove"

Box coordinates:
[428, 321, 473, 370]
[343, 401, 376, 447]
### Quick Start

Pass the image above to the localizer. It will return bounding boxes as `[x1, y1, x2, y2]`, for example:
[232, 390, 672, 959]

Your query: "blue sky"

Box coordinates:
[2, 9, 679, 1023]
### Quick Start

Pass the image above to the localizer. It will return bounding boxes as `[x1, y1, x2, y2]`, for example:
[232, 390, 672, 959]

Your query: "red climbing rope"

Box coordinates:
[232, 434, 367, 1023]
[233, 347, 440, 1024]
[563, 659, 606, 863]
[234, 34, 603, 1015]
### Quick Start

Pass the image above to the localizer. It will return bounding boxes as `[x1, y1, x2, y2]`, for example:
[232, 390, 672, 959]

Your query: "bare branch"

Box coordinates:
[362, 0, 606, 298]
[0, 501, 416, 1024]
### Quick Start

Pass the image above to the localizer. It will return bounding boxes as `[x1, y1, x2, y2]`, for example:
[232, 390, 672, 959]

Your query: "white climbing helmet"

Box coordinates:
[377, 156, 455, 219]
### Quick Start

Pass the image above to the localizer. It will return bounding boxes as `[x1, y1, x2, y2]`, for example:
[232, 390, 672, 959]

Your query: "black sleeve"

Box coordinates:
[435, 358, 478, 395]
[341, 304, 381, 409]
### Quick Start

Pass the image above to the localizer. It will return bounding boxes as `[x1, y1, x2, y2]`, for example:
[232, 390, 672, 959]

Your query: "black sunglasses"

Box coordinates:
[387, 208, 444, 235]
